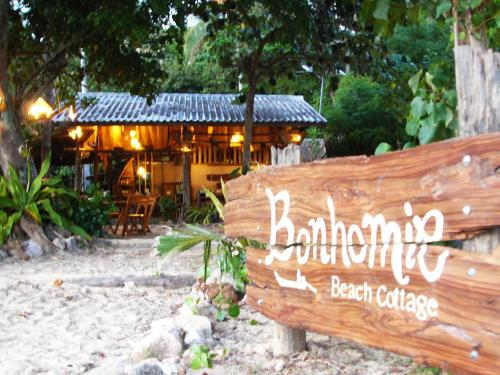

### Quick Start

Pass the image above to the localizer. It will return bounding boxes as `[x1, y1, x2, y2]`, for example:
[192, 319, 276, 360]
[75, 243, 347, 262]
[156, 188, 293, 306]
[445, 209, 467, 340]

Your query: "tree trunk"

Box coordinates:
[273, 323, 306, 356]
[455, 37, 500, 254]
[455, 42, 500, 138]
[0, 111, 25, 176]
[242, 73, 257, 175]
[0, 0, 55, 255]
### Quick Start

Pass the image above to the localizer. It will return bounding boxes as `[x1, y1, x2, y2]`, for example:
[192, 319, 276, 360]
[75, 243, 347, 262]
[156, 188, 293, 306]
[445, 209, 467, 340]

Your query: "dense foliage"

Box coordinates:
[157, 184, 263, 319]
[158, 196, 177, 221]
[0, 155, 89, 244]
[161, 23, 238, 93]
[323, 74, 405, 156]
[185, 204, 217, 225]
[53, 184, 116, 237]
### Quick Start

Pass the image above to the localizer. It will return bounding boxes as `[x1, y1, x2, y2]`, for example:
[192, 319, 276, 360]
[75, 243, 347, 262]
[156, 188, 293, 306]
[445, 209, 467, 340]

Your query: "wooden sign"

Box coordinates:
[224, 133, 500, 375]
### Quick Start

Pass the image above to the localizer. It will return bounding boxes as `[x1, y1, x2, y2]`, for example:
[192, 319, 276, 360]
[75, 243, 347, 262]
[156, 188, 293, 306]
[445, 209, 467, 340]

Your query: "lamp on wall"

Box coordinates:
[130, 129, 142, 150]
[68, 126, 83, 140]
[180, 146, 192, 153]
[290, 133, 302, 143]
[230, 133, 244, 147]
[137, 166, 148, 179]
[28, 97, 54, 120]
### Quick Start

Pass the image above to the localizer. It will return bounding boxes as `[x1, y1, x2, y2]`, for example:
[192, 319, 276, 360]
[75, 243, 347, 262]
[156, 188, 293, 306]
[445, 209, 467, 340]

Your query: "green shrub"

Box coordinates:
[185, 203, 217, 224]
[0, 154, 89, 244]
[53, 183, 116, 237]
[157, 184, 263, 294]
[190, 345, 215, 370]
[158, 196, 176, 221]
[324, 73, 406, 157]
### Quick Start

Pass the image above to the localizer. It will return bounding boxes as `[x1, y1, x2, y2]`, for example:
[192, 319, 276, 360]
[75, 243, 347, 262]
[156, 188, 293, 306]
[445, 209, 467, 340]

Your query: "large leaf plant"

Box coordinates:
[156, 180, 263, 295]
[0, 154, 90, 245]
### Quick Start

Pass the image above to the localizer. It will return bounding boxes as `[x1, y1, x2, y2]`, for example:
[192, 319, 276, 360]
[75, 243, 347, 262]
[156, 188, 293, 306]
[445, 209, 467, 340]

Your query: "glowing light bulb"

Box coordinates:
[28, 97, 54, 120]
[291, 133, 302, 143]
[137, 166, 147, 179]
[68, 105, 77, 121]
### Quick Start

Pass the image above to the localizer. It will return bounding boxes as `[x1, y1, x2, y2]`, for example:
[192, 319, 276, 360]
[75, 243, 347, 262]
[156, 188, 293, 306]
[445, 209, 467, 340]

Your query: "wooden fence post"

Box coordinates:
[455, 43, 500, 254]
[270, 143, 307, 356]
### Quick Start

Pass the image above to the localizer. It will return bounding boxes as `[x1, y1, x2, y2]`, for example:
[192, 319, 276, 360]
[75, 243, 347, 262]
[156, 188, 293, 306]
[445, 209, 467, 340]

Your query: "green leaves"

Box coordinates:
[156, 224, 222, 259]
[406, 117, 419, 137]
[203, 186, 224, 220]
[228, 303, 240, 318]
[0, 156, 90, 244]
[374, 142, 393, 155]
[40, 199, 63, 227]
[405, 67, 457, 146]
[410, 96, 425, 118]
[27, 153, 51, 203]
[373, 0, 390, 20]
[418, 119, 438, 144]
[24, 202, 42, 224]
[190, 345, 214, 370]
[436, 1, 452, 18]
[216, 310, 227, 322]
[408, 70, 422, 95]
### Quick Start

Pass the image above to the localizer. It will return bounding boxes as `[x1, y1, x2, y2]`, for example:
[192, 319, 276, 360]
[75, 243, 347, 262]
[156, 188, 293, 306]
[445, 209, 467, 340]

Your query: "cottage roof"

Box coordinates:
[52, 92, 326, 126]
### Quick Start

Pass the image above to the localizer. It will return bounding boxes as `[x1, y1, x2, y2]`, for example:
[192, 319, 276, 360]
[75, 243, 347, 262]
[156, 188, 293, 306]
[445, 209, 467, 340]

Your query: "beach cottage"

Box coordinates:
[50, 92, 326, 207]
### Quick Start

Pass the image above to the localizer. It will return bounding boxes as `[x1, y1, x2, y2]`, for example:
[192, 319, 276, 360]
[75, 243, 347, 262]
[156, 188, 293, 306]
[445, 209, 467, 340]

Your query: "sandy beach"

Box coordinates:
[0, 229, 423, 375]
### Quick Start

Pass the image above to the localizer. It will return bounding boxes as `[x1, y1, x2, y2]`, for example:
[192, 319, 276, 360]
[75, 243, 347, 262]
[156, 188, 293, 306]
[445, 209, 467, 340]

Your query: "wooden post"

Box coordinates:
[181, 150, 191, 219]
[271, 143, 306, 356]
[93, 151, 99, 184]
[74, 141, 81, 192]
[272, 323, 306, 356]
[455, 41, 500, 254]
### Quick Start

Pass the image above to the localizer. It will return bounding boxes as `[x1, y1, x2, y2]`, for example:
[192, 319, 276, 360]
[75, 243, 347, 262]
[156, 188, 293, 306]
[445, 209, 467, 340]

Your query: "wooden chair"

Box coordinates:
[119, 194, 158, 236]
[143, 195, 159, 233]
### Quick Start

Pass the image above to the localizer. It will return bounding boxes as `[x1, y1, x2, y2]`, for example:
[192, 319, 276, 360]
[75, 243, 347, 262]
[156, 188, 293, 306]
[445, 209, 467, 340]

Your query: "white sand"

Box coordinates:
[0, 230, 423, 375]
[0, 234, 198, 375]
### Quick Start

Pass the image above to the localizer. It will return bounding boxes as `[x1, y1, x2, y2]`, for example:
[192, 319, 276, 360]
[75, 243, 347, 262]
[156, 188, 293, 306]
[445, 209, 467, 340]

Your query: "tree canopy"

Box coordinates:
[0, 0, 195, 174]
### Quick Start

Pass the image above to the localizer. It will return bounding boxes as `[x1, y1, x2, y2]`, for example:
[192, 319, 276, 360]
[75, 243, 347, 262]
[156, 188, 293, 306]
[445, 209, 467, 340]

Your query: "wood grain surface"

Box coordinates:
[246, 246, 500, 375]
[224, 134, 500, 374]
[225, 133, 500, 245]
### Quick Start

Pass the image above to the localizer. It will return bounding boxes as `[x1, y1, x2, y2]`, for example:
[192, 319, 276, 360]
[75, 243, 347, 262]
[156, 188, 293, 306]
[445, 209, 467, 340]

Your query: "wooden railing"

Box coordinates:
[190, 144, 271, 165]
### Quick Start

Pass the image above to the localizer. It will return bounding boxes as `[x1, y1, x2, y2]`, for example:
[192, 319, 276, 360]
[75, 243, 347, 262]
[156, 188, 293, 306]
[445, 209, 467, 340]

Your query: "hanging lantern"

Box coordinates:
[68, 126, 83, 140]
[290, 133, 302, 143]
[130, 130, 142, 150]
[28, 97, 54, 120]
[137, 166, 147, 179]
[230, 133, 244, 147]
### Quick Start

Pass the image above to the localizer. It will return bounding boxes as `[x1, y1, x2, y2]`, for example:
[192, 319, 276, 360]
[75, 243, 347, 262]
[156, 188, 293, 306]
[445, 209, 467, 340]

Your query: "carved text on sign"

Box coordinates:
[264, 188, 449, 321]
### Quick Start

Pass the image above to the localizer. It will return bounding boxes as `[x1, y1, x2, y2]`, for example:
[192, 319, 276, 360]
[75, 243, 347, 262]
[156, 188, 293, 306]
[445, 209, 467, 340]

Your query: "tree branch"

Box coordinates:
[19, 31, 92, 98]
[258, 51, 296, 73]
